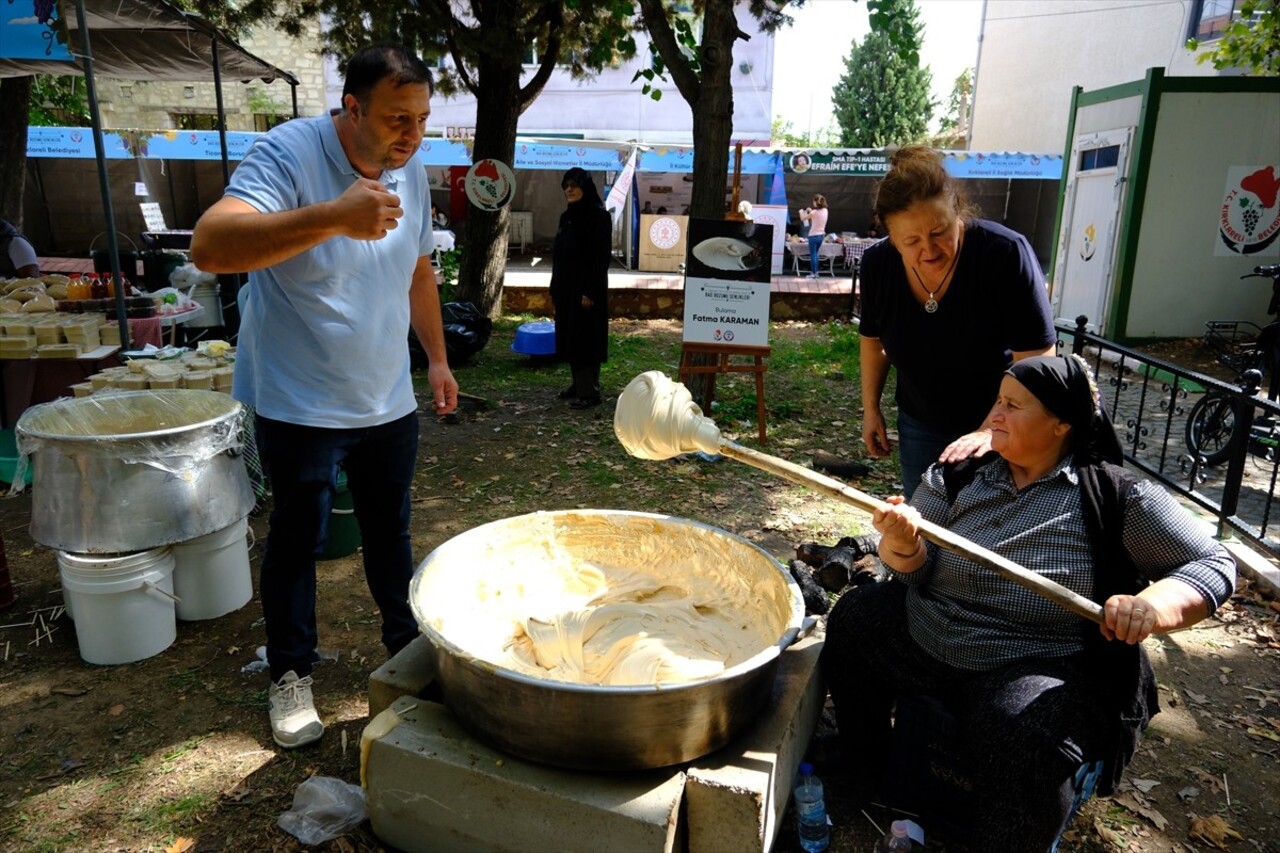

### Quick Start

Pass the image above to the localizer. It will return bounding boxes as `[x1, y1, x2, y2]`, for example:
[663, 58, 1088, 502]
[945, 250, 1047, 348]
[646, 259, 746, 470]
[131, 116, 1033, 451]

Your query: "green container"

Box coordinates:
[320, 472, 361, 560]
[0, 428, 32, 487]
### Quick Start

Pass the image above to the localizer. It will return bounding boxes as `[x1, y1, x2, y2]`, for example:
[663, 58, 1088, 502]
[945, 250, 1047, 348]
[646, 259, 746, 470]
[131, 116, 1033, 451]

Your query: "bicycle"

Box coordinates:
[1185, 264, 1280, 465]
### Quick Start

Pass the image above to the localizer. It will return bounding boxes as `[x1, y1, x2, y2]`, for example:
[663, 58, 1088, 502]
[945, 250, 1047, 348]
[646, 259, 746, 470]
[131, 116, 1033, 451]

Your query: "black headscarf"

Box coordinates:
[1006, 354, 1124, 465]
[561, 168, 604, 212]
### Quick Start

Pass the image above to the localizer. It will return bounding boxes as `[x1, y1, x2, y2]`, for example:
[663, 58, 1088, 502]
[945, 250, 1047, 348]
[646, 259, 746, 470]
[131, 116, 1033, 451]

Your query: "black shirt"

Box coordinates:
[859, 219, 1056, 436]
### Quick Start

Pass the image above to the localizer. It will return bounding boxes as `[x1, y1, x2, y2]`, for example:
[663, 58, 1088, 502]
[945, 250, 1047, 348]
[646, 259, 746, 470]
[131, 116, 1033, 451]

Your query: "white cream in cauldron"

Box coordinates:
[417, 512, 794, 687]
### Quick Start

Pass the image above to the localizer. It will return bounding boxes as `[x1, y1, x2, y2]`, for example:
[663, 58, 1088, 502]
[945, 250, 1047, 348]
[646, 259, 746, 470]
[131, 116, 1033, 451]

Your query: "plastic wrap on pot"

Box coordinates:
[15, 390, 254, 552]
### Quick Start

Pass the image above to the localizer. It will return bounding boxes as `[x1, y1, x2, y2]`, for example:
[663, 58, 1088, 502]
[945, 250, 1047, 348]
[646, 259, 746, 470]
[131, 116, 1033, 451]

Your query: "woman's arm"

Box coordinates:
[1103, 480, 1238, 644]
[860, 336, 892, 457]
[873, 496, 929, 574]
[1101, 578, 1212, 644]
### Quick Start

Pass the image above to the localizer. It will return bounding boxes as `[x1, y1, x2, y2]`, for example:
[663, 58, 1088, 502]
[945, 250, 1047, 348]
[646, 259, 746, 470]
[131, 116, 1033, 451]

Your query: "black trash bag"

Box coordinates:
[409, 301, 493, 369]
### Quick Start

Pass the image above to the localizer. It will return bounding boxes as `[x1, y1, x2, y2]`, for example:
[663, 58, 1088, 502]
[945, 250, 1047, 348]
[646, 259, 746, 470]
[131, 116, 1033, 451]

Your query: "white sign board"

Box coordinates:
[749, 204, 788, 276]
[140, 202, 166, 231]
[683, 278, 771, 347]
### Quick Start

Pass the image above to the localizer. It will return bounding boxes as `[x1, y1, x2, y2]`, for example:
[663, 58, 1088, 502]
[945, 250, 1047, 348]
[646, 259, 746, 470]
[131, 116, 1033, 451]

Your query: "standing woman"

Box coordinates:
[551, 168, 612, 408]
[859, 145, 1056, 497]
[798, 195, 829, 279]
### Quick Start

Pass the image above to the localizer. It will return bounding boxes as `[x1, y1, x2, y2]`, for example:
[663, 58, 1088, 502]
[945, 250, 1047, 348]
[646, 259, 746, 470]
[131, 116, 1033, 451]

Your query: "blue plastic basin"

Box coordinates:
[511, 321, 556, 356]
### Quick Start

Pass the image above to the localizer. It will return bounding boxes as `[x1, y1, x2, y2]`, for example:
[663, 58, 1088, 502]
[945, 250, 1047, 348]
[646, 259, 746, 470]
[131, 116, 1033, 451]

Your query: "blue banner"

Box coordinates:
[0, 1, 73, 62]
[640, 147, 777, 175]
[943, 151, 1063, 180]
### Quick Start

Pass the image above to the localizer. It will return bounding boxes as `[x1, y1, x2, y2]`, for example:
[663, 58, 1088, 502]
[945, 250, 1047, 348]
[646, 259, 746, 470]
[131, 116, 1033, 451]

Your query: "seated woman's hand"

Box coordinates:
[1101, 594, 1158, 645]
[873, 496, 925, 566]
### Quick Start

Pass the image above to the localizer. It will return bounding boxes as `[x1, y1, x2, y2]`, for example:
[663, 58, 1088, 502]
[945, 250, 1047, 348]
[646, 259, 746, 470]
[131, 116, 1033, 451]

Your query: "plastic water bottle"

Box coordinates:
[794, 761, 830, 852]
[874, 819, 913, 852]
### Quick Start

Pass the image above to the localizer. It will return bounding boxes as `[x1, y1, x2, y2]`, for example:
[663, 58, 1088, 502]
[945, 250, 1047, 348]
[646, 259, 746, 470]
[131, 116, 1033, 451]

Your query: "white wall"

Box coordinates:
[418, 5, 775, 144]
[1124, 90, 1280, 339]
[971, 0, 1220, 152]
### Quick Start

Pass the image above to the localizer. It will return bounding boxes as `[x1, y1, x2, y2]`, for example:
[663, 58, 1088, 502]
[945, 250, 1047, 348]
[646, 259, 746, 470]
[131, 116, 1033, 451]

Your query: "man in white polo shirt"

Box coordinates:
[191, 43, 457, 749]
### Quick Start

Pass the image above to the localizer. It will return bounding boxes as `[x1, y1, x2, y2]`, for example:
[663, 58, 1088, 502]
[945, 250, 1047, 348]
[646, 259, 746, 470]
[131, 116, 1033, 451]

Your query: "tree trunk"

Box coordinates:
[682, 0, 740, 407]
[453, 60, 522, 319]
[687, 0, 737, 221]
[0, 77, 33, 228]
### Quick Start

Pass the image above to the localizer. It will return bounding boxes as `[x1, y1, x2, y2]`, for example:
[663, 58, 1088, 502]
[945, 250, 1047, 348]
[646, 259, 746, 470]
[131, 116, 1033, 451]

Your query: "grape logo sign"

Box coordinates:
[464, 159, 515, 212]
[1217, 165, 1280, 257]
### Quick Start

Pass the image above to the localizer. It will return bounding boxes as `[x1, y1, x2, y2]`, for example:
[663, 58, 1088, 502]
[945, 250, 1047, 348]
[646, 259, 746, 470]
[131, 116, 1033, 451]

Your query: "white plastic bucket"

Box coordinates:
[171, 516, 252, 621]
[57, 548, 177, 665]
[187, 282, 224, 327]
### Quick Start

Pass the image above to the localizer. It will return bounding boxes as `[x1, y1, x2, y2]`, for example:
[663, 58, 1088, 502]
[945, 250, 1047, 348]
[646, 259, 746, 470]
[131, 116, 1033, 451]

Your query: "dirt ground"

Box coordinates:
[0, 321, 1277, 853]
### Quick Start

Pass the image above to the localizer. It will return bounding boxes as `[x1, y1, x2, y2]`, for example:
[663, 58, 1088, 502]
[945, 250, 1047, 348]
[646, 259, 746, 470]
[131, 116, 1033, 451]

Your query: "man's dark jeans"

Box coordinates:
[255, 411, 420, 681]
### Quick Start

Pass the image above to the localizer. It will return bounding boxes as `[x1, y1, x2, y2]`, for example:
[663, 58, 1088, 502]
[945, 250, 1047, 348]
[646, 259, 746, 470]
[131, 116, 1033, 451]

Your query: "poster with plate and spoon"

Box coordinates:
[682, 218, 773, 348]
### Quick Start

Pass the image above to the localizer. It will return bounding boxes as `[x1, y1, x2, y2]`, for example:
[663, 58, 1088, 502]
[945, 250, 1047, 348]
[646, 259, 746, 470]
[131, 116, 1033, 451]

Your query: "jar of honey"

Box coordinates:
[67, 274, 91, 300]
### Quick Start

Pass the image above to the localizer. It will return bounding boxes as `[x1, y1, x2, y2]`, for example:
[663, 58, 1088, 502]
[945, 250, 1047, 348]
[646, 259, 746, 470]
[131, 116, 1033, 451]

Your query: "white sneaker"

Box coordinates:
[269, 670, 324, 748]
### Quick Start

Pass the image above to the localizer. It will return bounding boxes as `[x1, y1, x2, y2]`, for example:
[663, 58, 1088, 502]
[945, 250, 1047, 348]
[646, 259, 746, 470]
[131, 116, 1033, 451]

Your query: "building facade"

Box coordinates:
[969, 0, 1246, 152]
[93, 5, 775, 145]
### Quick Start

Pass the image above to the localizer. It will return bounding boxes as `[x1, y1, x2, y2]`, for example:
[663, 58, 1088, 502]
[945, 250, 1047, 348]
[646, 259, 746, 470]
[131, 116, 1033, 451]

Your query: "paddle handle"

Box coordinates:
[718, 441, 1105, 625]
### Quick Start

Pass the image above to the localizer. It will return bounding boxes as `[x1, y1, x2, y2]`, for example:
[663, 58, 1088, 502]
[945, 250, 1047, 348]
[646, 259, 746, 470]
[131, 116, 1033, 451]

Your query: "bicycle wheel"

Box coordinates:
[1185, 393, 1237, 465]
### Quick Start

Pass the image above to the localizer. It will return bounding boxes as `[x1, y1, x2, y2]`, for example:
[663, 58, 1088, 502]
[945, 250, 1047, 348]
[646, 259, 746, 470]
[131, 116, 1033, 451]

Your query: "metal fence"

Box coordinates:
[1057, 317, 1280, 557]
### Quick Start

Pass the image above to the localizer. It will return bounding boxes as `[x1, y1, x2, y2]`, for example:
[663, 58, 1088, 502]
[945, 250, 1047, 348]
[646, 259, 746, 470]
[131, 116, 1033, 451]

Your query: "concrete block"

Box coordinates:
[364, 696, 685, 853]
[684, 625, 826, 853]
[369, 634, 436, 717]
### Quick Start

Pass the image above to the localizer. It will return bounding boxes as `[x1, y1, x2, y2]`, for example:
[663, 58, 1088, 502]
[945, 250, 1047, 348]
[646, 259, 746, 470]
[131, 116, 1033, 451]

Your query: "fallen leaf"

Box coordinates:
[1092, 815, 1126, 848]
[165, 838, 195, 853]
[1177, 786, 1199, 801]
[1246, 726, 1280, 742]
[1185, 689, 1208, 704]
[107, 704, 125, 717]
[1130, 777, 1161, 793]
[1188, 814, 1243, 850]
[49, 687, 89, 697]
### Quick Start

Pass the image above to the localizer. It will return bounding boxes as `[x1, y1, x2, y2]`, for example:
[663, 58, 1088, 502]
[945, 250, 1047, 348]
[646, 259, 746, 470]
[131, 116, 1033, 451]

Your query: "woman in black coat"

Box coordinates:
[550, 168, 612, 408]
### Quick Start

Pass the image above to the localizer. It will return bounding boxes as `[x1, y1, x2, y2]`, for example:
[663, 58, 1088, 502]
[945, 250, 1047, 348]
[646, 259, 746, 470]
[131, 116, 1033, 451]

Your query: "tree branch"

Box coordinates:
[635, 0, 702, 106]
[518, 4, 564, 111]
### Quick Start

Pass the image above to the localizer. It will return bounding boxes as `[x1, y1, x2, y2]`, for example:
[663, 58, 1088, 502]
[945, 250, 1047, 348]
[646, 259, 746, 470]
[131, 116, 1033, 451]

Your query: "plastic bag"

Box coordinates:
[276, 775, 367, 845]
[410, 301, 493, 369]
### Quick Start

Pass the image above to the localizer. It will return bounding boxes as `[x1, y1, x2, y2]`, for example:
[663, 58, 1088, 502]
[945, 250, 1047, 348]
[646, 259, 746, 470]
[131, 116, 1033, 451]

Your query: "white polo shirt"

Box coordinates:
[227, 115, 434, 428]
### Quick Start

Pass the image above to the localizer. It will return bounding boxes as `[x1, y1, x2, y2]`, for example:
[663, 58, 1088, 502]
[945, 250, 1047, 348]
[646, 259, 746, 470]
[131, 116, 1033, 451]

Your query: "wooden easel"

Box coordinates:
[678, 342, 770, 443]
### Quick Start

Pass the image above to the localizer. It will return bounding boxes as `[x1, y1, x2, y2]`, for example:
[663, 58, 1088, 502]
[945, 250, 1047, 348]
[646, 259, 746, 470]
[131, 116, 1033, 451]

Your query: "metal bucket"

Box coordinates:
[410, 509, 805, 770]
[17, 391, 254, 553]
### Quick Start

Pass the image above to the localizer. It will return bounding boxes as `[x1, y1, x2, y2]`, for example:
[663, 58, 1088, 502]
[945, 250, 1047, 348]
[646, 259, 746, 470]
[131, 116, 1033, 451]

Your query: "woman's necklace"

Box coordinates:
[911, 243, 961, 314]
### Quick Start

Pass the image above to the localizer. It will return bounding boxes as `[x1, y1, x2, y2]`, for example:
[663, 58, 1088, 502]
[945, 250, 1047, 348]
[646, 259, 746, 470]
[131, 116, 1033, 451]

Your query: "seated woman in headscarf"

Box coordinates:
[821, 354, 1236, 852]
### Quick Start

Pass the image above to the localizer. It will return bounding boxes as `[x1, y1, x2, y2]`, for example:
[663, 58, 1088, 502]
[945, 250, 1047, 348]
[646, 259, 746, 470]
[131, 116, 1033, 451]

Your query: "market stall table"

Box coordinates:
[785, 241, 844, 277]
[432, 230, 456, 267]
[842, 238, 882, 269]
[1, 345, 121, 428]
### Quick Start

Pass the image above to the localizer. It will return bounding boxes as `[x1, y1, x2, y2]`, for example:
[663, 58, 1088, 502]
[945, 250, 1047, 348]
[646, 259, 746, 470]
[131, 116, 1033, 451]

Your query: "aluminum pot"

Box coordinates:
[409, 509, 806, 771]
[17, 390, 254, 553]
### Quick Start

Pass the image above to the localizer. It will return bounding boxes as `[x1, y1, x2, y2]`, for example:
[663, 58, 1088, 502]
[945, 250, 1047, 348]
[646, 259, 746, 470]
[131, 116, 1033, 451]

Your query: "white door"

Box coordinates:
[1055, 130, 1130, 335]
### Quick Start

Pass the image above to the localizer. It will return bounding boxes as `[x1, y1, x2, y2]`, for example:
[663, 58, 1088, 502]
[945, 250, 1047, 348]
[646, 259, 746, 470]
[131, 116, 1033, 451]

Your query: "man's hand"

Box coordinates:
[428, 362, 459, 416]
[334, 179, 404, 240]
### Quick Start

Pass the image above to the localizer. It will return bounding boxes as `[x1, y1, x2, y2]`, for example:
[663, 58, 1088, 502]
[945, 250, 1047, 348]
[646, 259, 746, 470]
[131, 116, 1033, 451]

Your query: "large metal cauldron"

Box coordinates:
[17, 390, 254, 553]
[409, 509, 805, 771]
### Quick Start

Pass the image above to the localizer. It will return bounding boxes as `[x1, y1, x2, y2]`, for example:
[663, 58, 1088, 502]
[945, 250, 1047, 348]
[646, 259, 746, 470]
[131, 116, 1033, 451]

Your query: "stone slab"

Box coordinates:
[685, 625, 826, 853]
[363, 696, 685, 853]
[368, 634, 436, 717]
[366, 623, 827, 853]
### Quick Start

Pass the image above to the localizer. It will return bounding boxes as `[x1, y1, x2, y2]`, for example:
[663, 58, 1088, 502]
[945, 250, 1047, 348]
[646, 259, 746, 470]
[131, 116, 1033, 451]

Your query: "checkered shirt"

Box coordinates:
[891, 456, 1237, 671]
